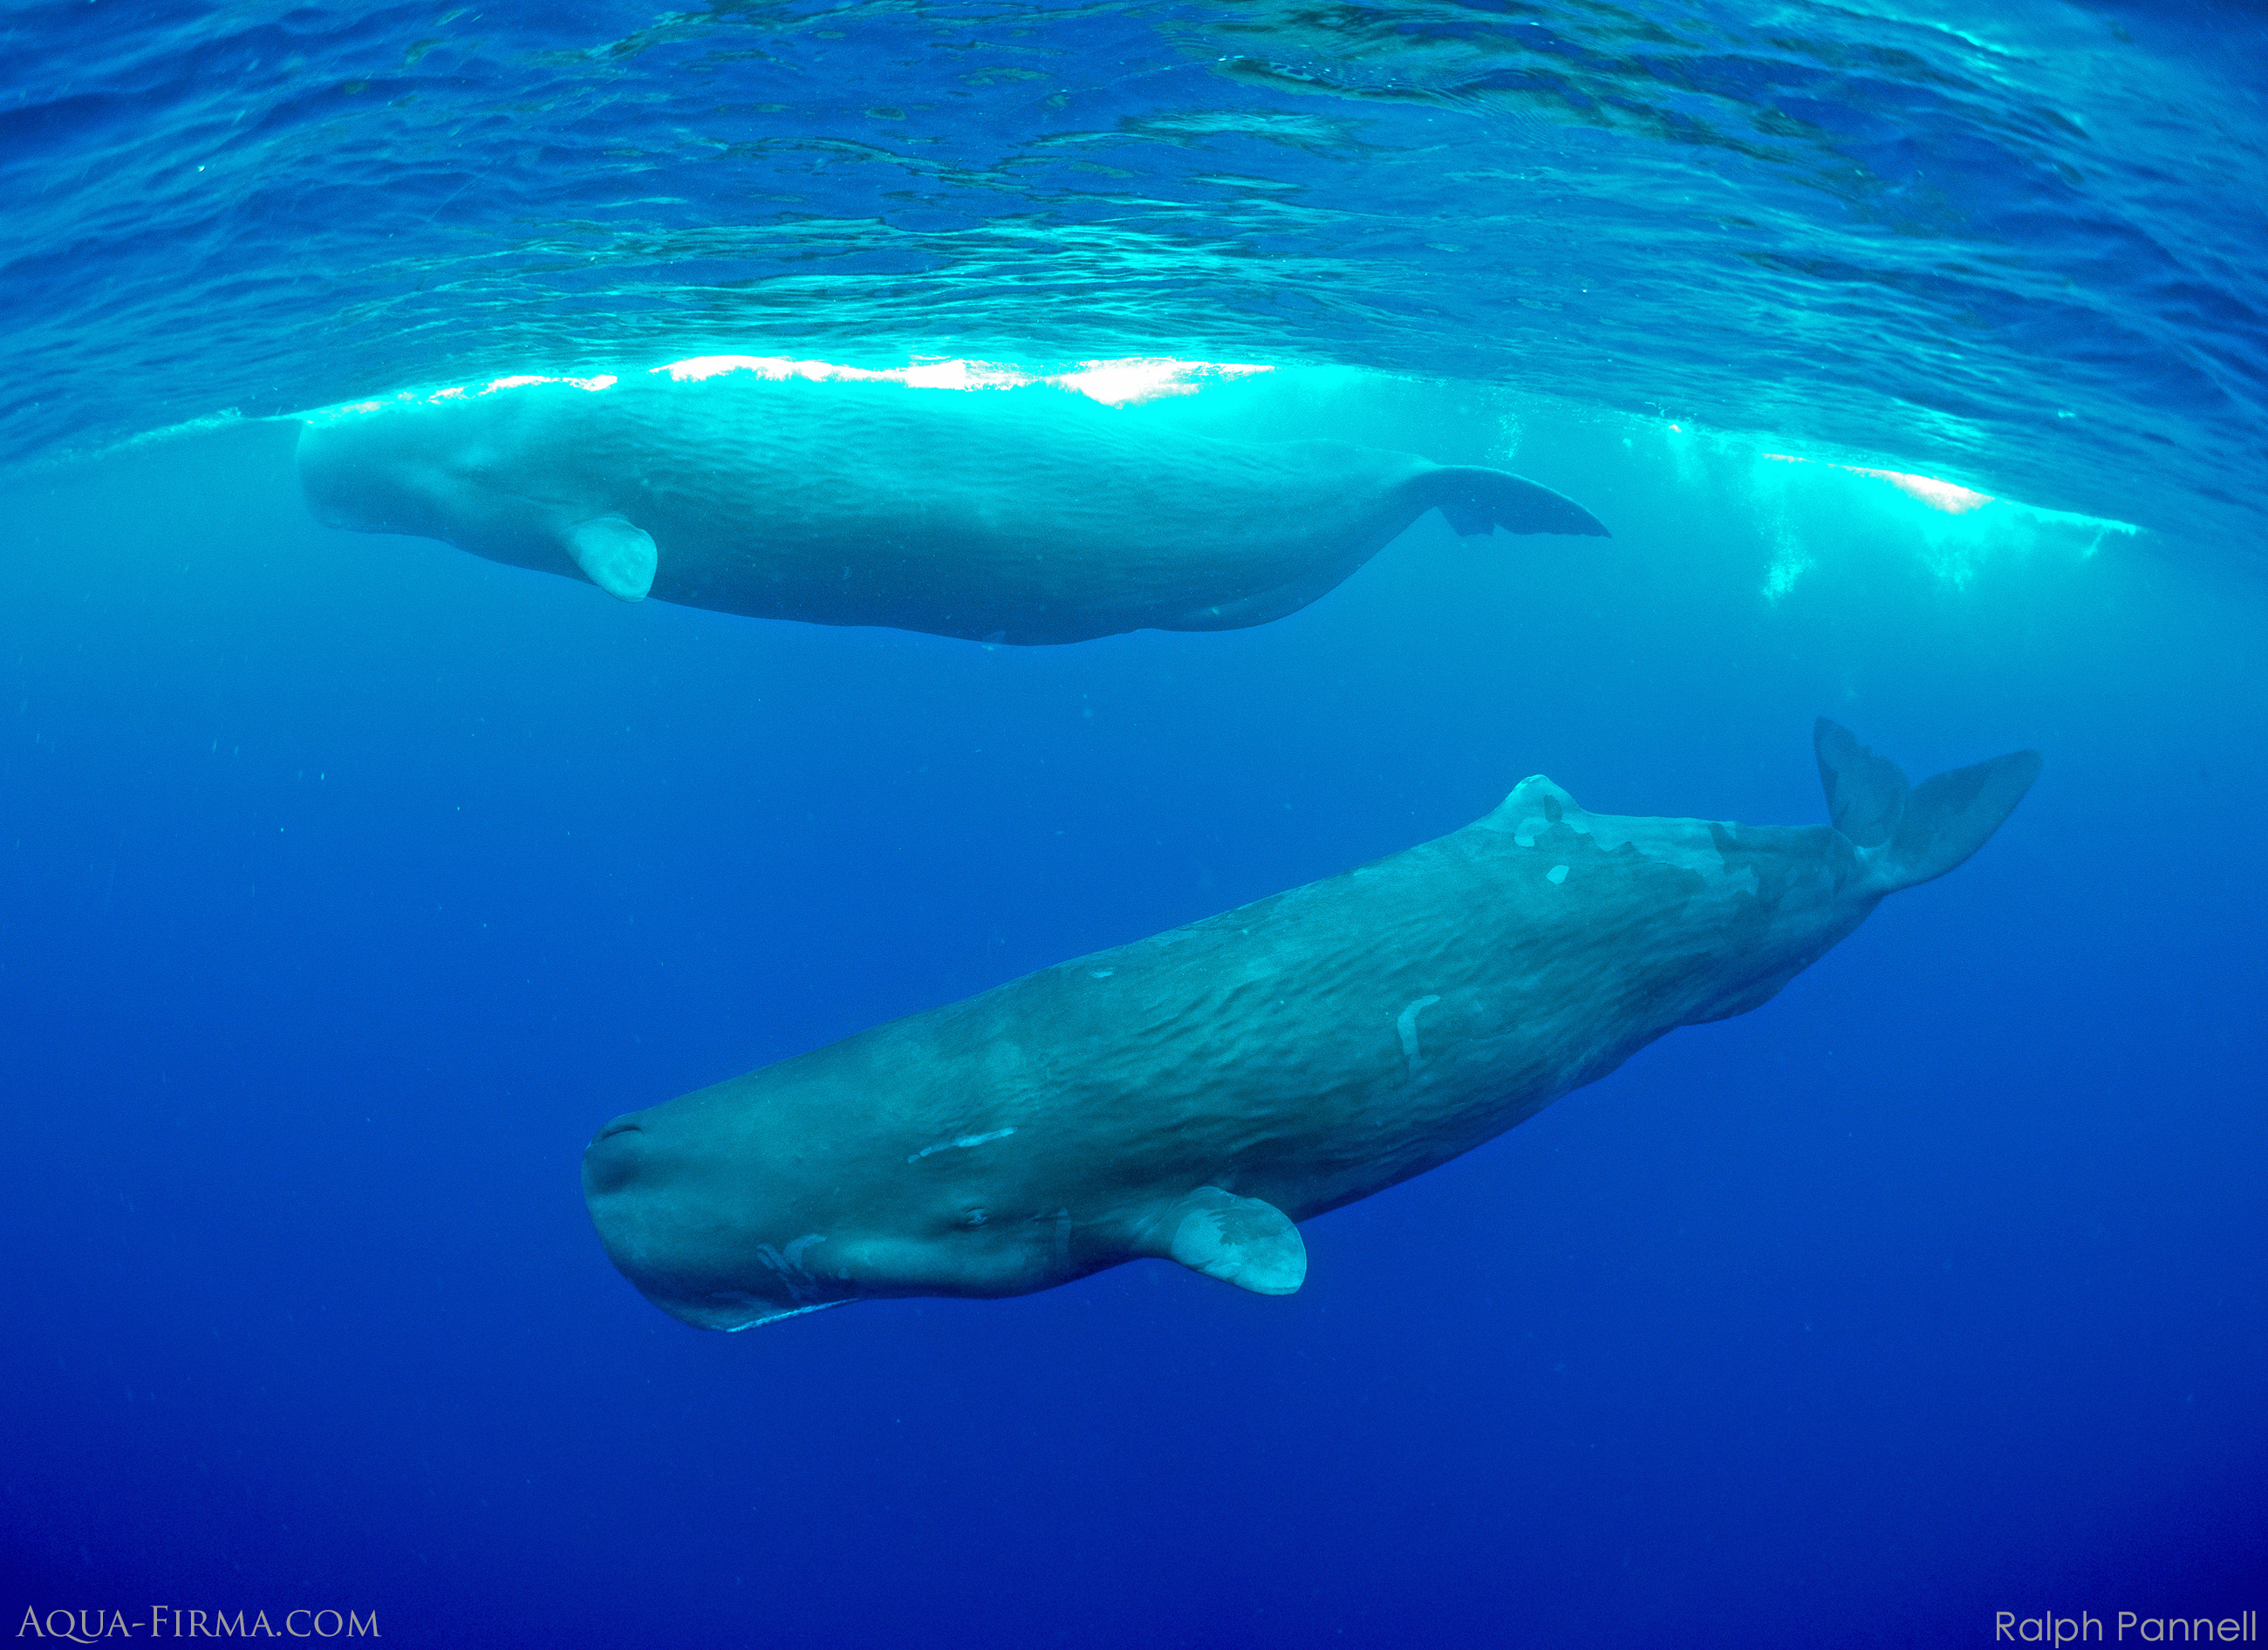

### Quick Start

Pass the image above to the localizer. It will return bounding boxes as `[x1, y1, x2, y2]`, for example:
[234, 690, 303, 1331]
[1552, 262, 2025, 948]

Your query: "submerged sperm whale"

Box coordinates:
[296, 363, 1609, 643]
[583, 721, 2039, 1330]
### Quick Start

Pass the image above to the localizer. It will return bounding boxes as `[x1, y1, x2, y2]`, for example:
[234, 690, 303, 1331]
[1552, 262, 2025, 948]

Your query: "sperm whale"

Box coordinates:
[297, 363, 1609, 643]
[582, 721, 2039, 1329]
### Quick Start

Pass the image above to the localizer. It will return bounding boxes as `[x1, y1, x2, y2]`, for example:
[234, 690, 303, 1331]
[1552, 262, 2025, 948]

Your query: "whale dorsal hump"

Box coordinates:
[566, 514, 657, 603]
[1161, 1187, 1307, 1296]
[1479, 774, 1588, 844]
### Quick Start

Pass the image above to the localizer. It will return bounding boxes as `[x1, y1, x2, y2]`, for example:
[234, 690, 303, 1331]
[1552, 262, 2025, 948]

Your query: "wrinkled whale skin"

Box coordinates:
[297, 372, 1609, 643]
[582, 722, 2039, 1331]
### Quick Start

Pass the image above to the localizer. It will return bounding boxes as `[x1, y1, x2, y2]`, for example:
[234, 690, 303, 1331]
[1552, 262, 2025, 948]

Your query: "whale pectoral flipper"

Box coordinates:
[565, 514, 658, 603]
[1427, 466, 1613, 541]
[1158, 1186, 1308, 1296]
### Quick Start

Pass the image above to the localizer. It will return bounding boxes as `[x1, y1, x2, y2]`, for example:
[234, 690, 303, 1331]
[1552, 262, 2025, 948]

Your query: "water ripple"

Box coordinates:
[3, 0, 2262, 554]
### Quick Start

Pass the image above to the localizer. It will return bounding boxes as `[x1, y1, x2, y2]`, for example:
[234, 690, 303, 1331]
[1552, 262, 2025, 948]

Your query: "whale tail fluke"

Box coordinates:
[1427, 466, 1612, 541]
[1815, 719, 2042, 892]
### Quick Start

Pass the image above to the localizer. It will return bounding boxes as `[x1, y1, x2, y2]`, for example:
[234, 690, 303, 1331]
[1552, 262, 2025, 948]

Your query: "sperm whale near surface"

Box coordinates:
[582, 721, 2040, 1330]
[296, 365, 1609, 643]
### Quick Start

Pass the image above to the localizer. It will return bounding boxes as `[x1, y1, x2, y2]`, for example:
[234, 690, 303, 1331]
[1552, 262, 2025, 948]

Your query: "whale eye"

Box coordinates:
[963, 1209, 989, 1228]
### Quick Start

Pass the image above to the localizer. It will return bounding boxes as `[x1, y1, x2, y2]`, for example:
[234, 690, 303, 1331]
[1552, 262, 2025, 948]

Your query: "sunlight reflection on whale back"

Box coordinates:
[297, 354, 1275, 428]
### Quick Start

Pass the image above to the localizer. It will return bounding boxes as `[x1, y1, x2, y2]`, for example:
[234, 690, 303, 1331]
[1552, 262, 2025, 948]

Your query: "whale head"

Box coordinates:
[580, 1102, 861, 1332]
[296, 399, 656, 597]
[297, 412, 511, 542]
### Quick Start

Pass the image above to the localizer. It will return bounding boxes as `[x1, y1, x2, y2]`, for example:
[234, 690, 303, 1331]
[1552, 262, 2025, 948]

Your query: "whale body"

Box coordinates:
[297, 367, 1609, 644]
[583, 722, 2039, 1330]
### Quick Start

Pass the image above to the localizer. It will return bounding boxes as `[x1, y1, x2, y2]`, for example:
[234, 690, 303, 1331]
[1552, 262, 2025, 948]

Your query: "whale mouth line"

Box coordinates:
[591, 1119, 644, 1144]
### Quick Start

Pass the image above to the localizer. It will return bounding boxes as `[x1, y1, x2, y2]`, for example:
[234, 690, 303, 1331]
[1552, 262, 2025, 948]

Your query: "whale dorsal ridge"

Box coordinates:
[566, 514, 658, 603]
[1160, 1187, 1307, 1296]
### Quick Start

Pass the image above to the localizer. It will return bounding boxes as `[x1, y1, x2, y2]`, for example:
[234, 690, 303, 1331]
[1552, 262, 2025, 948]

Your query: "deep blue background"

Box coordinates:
[3, 399, 2261, 1643]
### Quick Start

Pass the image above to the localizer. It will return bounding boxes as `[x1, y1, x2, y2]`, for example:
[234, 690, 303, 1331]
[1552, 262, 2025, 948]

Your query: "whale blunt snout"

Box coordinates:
[579, 1107, 830, 1331]
[581, 1115, 647, 1197]
[581, 1113, 715, 1316]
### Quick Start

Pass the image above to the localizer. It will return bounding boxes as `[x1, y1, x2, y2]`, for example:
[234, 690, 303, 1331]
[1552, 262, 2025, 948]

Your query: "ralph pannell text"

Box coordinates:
[1998, 1610, 2258, 1645]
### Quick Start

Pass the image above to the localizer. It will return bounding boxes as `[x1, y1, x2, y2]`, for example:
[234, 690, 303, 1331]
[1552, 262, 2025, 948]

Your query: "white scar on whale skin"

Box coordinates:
[753, 1234, 831, 1304]
[1397, 995, 1443, 1074]
[908, 1127, 1018, 1165]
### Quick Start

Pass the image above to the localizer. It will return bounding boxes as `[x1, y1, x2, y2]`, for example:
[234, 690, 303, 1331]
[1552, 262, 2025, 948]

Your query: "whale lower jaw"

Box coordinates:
[718, 1299, 854, 1333]
[650, 1291, 857, 1333]
[630, 1184, 1314, 1332]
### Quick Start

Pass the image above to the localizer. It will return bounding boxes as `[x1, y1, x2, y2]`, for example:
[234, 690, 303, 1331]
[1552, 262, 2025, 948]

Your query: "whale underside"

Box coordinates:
[582, 721, 2040, 1331]
[297, 372, 1611, 644]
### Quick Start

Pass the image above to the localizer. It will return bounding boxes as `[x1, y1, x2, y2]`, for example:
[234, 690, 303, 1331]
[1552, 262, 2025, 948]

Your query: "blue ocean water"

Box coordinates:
[3, 3, 2264, 1647]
